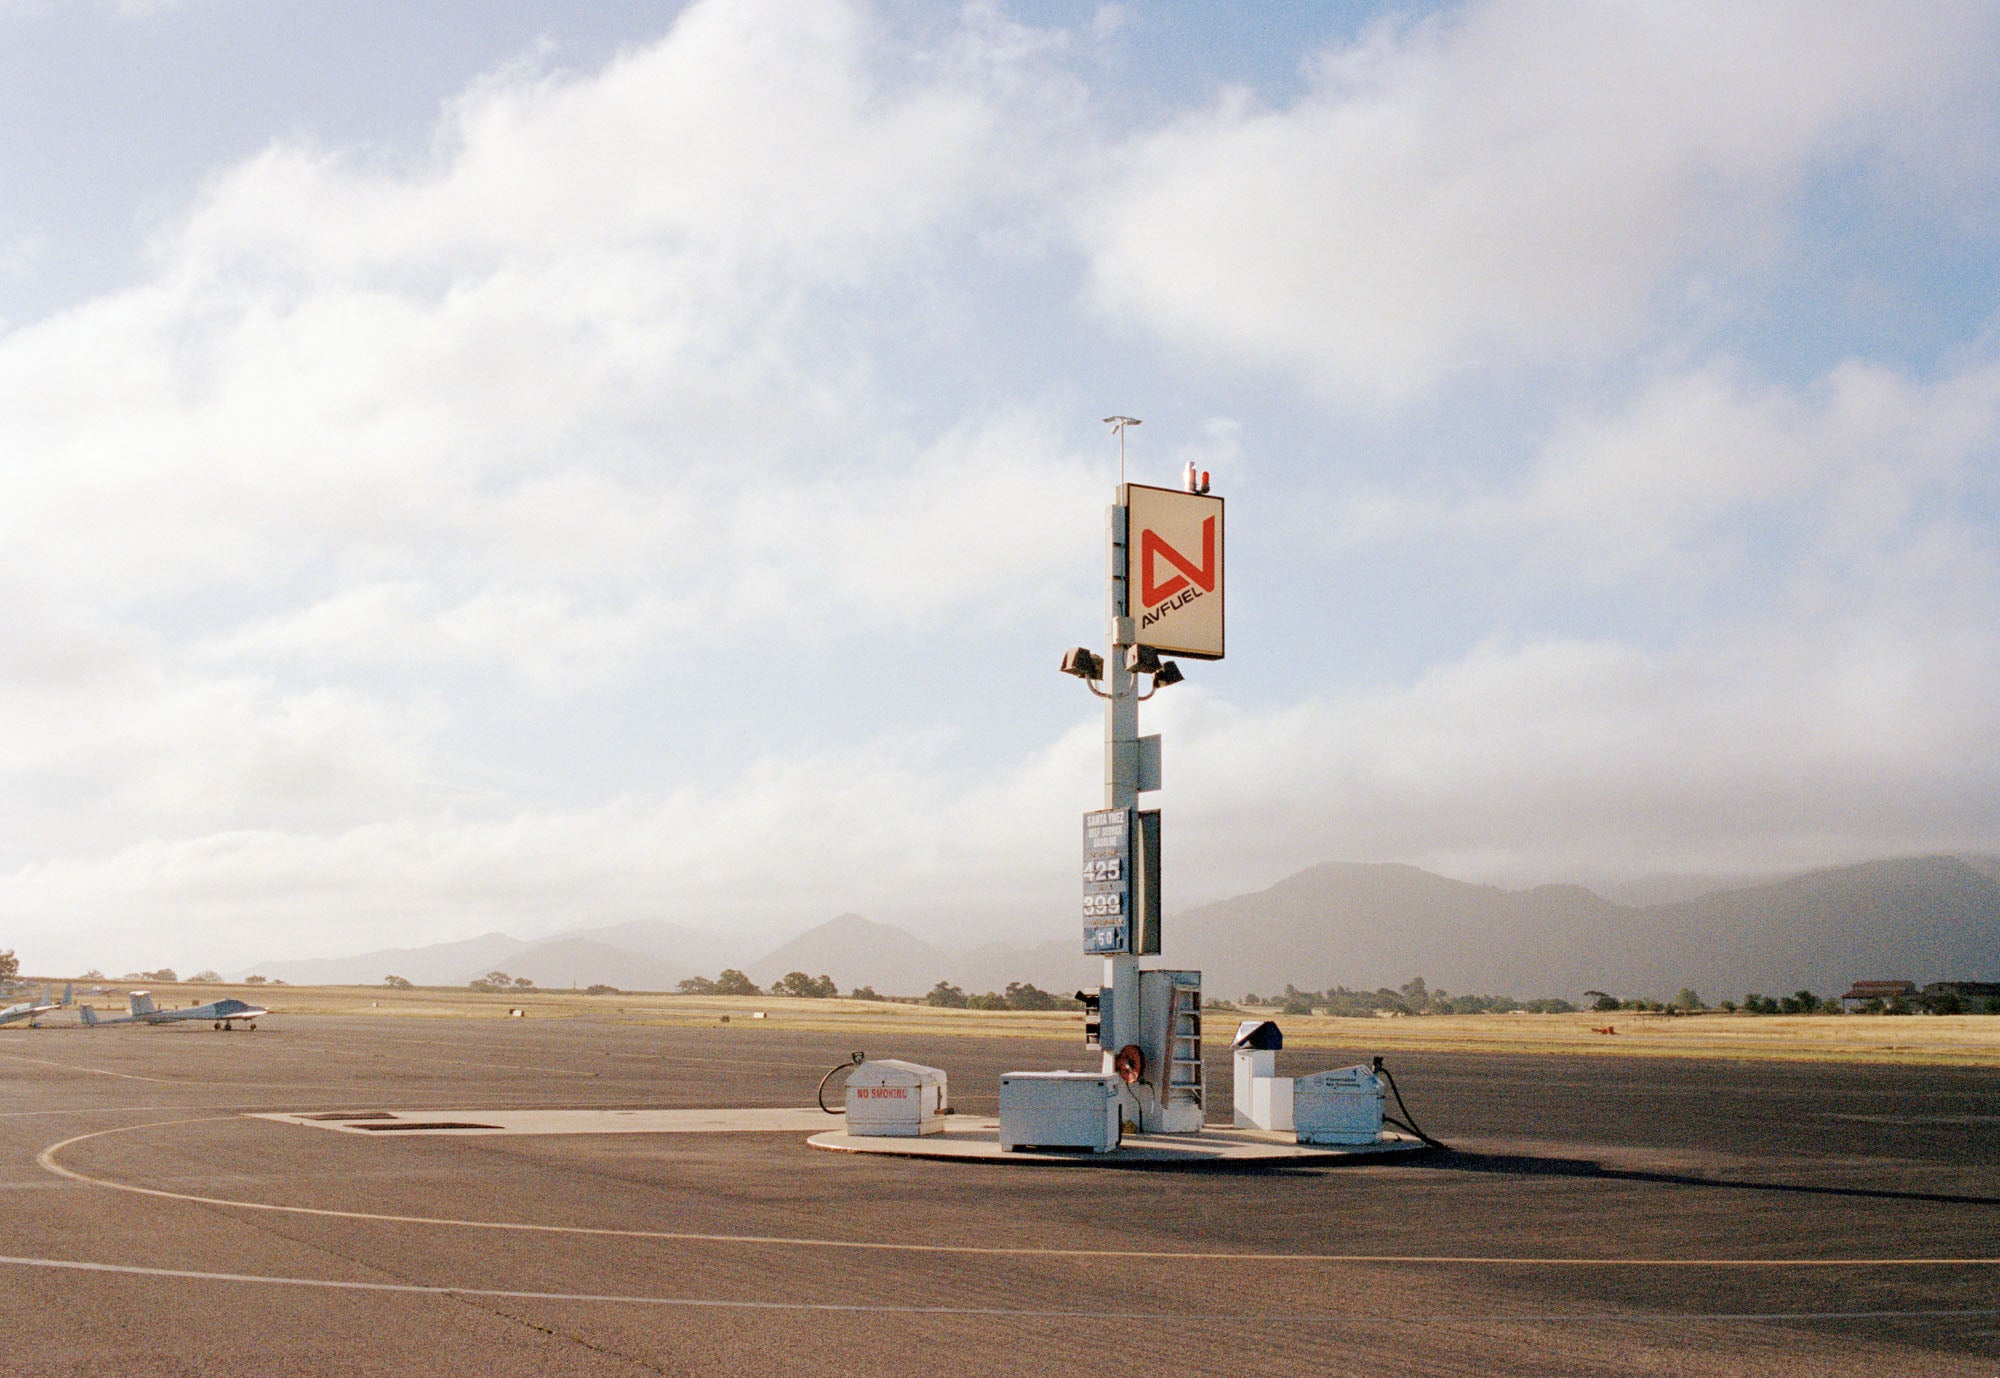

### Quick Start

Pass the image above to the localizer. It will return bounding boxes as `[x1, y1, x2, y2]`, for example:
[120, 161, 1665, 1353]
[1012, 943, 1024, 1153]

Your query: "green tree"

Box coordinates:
[584, 984, 618, 995]
[243, 974, 268, 985]
[966, 991, 1009, 1009]
[774, 971, 837, 998]
[713, 969, 760, 996]
[1673, 988, 1704, 1011]
[924, 981, 968, 1008]
[1003, 982, 1064, 1011]
[849, 985, 882, 1002]
[190, 969, 221, 983]
[677, 975, 718, 994]
[383, 974, 413, 989]
[0, 950, 17, 983]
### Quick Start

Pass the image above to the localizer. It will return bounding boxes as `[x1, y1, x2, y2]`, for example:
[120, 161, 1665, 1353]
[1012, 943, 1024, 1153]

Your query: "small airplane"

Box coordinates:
[0, 983, 72, 1027]
[80, 990, 267, 1031]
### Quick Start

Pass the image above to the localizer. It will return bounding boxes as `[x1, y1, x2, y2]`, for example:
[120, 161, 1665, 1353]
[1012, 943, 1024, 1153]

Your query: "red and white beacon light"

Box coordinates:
[1181, 461, 1211, 494]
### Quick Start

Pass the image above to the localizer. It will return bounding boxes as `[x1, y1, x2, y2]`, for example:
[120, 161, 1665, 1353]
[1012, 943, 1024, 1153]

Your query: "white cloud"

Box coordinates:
[1082, 0, 2000, 399]
[1330, 355, 2000, 608]
[1, 721, 1103, 975]
[1, 0, 1994, 981]
[0, 610, 438, 859]
[1153, 613, 2000, 897]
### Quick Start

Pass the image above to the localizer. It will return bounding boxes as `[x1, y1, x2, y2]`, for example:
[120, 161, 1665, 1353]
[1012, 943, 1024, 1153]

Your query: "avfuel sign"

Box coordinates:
[1123, 483, 1224, 659]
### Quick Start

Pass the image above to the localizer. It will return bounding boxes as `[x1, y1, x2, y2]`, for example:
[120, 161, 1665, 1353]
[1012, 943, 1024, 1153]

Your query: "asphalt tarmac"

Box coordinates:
[2, 1012, 1994, 1376]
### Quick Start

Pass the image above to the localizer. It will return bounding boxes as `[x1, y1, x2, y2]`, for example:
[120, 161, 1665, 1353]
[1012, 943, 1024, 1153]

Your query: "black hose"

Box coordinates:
[817, 1050, 865, 1114]
[1374, 1056, 1448, 1149]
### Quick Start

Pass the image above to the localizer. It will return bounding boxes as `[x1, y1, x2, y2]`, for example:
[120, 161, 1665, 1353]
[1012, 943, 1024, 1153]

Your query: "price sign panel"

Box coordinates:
[1082, 809, 1133, 954]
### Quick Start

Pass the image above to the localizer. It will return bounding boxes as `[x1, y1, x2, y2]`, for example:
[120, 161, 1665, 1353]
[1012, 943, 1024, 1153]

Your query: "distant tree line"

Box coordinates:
[1844, 990, 1999, 1016]
[1580, 987, 1998, 1015]
[675, 970, 838, 998]
[922, 981, 1067, 1010]
[1243, 976, 1576, 1017]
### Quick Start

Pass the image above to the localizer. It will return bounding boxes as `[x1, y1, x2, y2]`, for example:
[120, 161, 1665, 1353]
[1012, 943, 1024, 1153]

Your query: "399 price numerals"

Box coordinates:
[1082, 893, 1124, 918]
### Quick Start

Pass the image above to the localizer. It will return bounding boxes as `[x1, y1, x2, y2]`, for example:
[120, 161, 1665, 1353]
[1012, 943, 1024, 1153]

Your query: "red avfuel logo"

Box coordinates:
[1140, 516, 1217, 608]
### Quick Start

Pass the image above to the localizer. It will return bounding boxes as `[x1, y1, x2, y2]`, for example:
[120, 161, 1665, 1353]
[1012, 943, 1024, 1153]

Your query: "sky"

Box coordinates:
[2, 0, 1997, 976]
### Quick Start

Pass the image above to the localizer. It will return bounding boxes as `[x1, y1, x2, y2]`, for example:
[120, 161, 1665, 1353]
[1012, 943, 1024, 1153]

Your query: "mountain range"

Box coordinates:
[240, 854, 2000, 1002]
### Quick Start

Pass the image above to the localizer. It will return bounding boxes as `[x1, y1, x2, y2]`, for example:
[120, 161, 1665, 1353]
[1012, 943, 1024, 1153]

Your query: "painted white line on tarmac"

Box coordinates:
[35, 1119, 2000, 1270]
[0, 1051, 179, 1083]
[0, 1253, 1997, 1325]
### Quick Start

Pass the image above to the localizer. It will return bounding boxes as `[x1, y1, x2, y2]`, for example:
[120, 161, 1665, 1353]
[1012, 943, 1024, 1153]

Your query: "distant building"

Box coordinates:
[1839, 980, 1916, 1009]
[1840, 979, 1999, 1011]
[1923, 981, 2000, 1001]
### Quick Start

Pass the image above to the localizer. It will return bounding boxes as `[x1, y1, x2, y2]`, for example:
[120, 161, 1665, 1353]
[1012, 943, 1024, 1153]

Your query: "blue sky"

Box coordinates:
[2, 0, 1996, 975]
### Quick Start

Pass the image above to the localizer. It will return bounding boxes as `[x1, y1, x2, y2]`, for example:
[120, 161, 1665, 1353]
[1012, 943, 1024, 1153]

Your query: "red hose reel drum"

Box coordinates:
[1112, 1043, 1144, 1084]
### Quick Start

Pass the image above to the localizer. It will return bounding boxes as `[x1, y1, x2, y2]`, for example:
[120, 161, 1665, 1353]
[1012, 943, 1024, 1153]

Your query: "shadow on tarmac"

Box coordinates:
[1416, 1149, 2000, 1209]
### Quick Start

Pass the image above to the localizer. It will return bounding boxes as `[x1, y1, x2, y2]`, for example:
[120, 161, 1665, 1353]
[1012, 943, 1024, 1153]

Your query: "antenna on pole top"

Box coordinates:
[1103, 415, 1140, 486]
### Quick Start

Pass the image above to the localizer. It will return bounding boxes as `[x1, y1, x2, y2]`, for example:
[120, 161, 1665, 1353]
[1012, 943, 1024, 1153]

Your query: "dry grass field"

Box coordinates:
[76, 979, 2000, 1067]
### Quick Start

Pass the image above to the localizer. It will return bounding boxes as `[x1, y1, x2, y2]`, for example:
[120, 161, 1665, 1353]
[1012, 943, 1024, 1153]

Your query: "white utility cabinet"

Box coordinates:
[1293, 1064, 1386, 1145]
[997, 1071, 1122, 1152]
[844, 1059, 947, 1137]
[1231, 1019, 1292, 1131]
[1233, 1047, 1294, 1131]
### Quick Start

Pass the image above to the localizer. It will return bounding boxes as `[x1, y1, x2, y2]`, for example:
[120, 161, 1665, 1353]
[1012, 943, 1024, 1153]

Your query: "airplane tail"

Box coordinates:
[129, 992, 156, 1017]
[80, 1005, 98, 1027]
[58, 983, 72, 1008]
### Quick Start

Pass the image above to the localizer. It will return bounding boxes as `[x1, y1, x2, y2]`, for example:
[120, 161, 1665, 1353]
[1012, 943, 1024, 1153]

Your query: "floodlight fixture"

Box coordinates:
[1125, 644, 1163, 676]
[1136, 658, 1184, 700]
[1061, 647, 1104, 681]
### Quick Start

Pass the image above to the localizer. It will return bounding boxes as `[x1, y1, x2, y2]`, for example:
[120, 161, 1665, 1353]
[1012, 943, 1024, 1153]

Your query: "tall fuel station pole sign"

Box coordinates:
[1061, 418, 1223, 1095]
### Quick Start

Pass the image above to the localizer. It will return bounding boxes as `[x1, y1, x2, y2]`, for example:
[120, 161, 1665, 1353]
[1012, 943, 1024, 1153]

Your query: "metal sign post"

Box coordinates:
[1063, 419, 1224, 1133]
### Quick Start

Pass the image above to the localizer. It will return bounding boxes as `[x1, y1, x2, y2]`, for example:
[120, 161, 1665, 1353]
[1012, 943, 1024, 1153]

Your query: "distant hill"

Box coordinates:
[488, 938, 693, 992]
[747, 914, 946, 994]
[745, 915, 1092, 997]
[234, 854, 2000, 1003]
[1172, 863, 1628, 999]
[548, 919, 734, 973]
[1595, 871, 1784, 907]
[1172, 855, 2000, 1001]
[1615, 856, 2000, 999]
[239, 931, 528, 987]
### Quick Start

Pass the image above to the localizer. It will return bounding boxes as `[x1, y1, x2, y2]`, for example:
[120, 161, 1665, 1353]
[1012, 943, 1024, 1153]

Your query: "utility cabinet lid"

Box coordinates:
[847, 1059, 946, 1089]
[1232, 1019, 1283, 1050]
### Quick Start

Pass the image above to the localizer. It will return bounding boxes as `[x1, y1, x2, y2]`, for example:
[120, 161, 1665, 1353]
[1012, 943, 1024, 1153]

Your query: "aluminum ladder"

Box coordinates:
[1165, 978, 1203, 1112]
